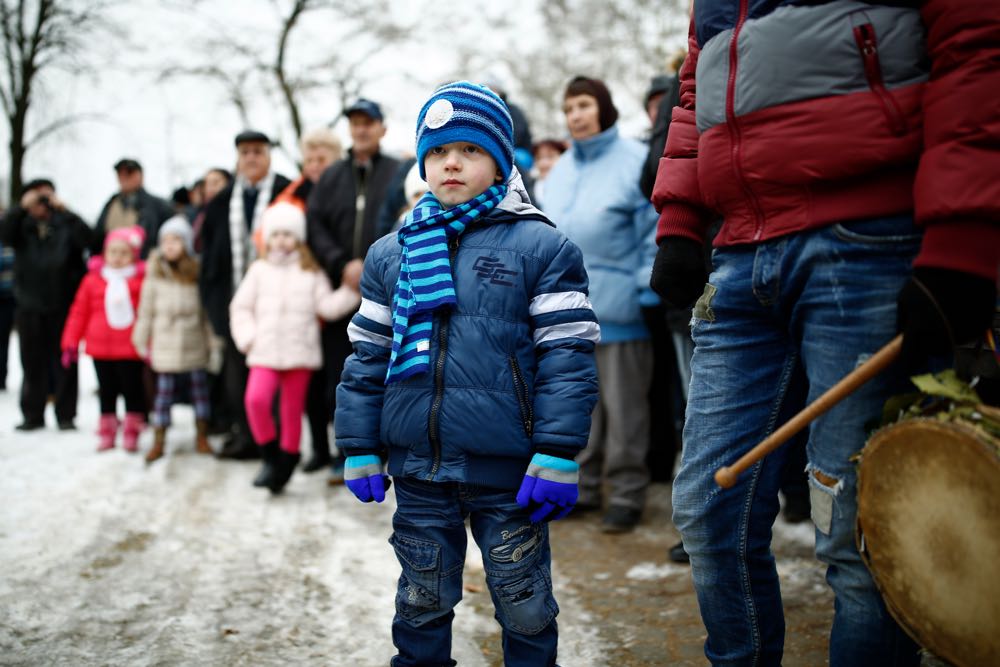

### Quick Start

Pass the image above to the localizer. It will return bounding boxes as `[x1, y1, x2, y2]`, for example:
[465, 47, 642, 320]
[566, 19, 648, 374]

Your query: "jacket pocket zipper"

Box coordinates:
[853, 22, 907, 136]
[509, 354, 533, 438]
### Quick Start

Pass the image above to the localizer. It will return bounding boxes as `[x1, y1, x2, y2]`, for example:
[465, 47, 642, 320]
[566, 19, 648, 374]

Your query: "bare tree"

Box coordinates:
[0, 0, 116, 203]
[455, 0, 688, 138]
[159, 0, 412, 166]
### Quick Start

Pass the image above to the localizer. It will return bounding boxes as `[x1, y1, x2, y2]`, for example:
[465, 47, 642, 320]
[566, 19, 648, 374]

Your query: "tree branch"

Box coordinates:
[25, 111, 106, 148]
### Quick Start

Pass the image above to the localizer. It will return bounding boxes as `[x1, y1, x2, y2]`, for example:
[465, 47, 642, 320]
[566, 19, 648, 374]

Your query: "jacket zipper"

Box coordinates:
[426, 235, 460, 480]
[727, 0, 767, 241]
[853, 22, 906, 136]
[508, 354, 533, 438]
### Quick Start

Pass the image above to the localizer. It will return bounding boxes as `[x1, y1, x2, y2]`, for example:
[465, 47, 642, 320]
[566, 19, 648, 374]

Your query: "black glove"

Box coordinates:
[896, 267, 997, 373]
[649, 237, 708, 309]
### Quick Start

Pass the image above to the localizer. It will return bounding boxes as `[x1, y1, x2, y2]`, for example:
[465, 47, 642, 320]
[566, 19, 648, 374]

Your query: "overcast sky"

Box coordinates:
[7, 0, 666, 220]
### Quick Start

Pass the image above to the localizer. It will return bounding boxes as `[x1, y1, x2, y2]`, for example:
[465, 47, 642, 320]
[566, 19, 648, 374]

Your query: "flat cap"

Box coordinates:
[234, 130, 272, 146]
[113, 158, 142, 172]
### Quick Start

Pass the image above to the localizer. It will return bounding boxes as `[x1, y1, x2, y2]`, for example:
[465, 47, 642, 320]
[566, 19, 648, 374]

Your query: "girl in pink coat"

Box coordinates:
[61, 226, 146, 452]
[229, 203, 359, 494]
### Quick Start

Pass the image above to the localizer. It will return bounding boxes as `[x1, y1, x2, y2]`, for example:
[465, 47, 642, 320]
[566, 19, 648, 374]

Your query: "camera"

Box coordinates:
[37, 194, 51, 207]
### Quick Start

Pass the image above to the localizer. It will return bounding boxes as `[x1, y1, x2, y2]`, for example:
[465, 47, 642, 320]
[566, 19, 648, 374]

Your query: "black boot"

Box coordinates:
[267, 449, 301, 495]
[668, 541, 690, 564]
[301, 452, 332, 473]
[219, 437, 261, 460]
[252, 441, 280, 488]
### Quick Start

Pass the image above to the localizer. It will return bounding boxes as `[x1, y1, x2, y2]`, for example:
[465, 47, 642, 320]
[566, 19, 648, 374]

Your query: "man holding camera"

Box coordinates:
[0, 179, 92, 431]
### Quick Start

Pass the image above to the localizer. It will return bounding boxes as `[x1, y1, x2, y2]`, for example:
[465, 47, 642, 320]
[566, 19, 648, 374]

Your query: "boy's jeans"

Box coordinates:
[390, 477, 559, 667]
[672, 216, 923, 667]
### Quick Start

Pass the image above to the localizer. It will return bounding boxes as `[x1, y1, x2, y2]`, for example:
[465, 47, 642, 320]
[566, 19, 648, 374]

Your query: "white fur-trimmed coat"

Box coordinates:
[229, 255, 360, 370]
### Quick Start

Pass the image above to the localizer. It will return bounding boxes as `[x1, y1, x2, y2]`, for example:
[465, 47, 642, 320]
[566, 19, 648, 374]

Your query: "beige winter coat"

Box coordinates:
[229, 255, 360, 370]
[132, 252, 214, 373]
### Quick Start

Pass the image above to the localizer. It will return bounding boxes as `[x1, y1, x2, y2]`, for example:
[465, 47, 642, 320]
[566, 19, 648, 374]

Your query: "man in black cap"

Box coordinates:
[0, 179, 91, 430]
[93, 158, 174, 258]
[200, 130, 291, 459]
[307, 99, 399, 478]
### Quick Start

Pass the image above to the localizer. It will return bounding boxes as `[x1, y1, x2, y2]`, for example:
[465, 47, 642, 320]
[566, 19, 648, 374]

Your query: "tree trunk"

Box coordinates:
[8, 102, 27, 205]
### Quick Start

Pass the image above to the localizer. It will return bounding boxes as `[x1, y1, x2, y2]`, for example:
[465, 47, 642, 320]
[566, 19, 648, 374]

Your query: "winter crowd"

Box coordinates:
[2, 2, 999, 665]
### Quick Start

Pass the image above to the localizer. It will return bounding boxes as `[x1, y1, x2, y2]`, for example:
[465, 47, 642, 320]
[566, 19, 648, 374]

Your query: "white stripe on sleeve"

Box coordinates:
[359, 298, 393, 326]
[529, 291, 593, 316]
[348, 321, 392, 348]
[533, 320, 601, 346]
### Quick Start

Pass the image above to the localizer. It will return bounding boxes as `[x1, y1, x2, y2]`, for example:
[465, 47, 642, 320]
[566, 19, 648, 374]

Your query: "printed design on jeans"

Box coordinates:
[692, 283, 717, 322]
[491, 567, 558, 635]
[473, 255, 519, 286]
[490, 523, 540, 564]
[390, 534, 442, 621]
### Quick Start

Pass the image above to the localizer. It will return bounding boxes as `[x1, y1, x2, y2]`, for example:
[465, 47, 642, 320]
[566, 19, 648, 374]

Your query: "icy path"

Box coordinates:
[0, 335, 603, 666]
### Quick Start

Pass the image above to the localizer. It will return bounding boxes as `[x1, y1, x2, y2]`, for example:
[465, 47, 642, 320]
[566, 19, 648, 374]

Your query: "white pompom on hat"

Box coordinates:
[261, 202, 306, 243]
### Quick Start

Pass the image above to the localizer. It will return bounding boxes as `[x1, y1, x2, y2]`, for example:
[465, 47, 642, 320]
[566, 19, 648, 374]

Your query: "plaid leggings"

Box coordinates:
[152, 369, 210, 427]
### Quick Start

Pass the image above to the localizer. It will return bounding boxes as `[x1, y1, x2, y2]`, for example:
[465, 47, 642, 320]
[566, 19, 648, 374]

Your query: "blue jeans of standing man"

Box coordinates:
[672, 216, 923, 667]
[390, 477, 560, 667]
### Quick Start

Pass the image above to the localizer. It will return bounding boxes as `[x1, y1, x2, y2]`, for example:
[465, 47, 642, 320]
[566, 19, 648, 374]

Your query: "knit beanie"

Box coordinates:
[565, 76, 619, 131]
[415, 81, 514, 181]
[157, 215, 194, 256]
[105, 225, 145, 261]
[261, 202, 306, 243]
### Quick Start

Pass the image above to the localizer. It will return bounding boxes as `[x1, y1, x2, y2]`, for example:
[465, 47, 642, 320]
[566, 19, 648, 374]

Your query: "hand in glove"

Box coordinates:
[649, 236, 708, 309]
[344, 455, 391, 503]
[896, 267, 997, 373]
[61, 347, 78, 369]
[516, 453, 580, 523]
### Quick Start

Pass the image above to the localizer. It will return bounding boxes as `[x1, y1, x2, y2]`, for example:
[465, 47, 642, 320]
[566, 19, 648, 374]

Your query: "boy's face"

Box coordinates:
[104, 240, 134, 269]
[424, 142, 502, 208]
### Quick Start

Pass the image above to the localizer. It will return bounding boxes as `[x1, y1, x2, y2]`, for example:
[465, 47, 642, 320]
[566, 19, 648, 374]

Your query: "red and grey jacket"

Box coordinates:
[652, 0, 1000, 280]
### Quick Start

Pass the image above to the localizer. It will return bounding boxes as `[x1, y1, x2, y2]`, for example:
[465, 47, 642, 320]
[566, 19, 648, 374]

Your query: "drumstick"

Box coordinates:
[714, 334, 903, 489]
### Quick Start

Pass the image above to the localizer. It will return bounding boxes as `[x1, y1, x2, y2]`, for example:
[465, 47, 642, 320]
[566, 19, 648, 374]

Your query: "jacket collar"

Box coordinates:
[571, 124, 619, 162]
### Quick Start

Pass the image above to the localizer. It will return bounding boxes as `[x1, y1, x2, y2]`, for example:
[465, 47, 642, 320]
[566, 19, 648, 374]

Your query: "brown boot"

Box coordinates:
[195, 419, 212, 454]
[146, 427, 167, 464]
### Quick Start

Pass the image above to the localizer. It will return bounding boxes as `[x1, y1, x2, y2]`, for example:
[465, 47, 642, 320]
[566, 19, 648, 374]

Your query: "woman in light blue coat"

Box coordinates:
[544, 75, 660, 533]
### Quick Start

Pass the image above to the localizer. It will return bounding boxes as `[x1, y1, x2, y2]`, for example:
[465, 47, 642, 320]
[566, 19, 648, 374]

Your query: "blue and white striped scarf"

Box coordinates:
[386, 184, 508, 384]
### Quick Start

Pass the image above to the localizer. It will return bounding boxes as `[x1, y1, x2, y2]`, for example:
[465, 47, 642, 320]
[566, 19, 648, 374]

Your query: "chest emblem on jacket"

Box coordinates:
[472, 255, 519, 287]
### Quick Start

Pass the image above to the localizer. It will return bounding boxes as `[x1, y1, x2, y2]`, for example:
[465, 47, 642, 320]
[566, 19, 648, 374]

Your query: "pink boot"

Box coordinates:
[97, 414, 119, 452]
[122, 412, 145, 452]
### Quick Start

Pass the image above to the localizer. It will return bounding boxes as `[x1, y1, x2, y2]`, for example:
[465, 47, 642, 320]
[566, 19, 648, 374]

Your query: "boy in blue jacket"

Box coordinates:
[335, 81, 599, 667]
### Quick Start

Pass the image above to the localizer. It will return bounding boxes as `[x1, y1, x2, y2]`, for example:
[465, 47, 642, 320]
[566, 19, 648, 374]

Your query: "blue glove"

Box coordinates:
[344, 455, 390, 503]
[516, 453, 579, 523]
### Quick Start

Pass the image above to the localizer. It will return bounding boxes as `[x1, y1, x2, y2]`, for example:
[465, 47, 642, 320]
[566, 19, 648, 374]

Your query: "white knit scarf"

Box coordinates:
[229, 172, 275, 288]
[101, 264, 138, 330]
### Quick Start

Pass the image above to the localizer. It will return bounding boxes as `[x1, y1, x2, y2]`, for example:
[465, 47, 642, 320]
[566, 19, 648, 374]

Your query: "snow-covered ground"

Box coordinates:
[0, 334, 604, 666]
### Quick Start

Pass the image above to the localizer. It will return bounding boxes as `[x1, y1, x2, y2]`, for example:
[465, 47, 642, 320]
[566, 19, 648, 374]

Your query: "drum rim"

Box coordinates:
[857, 417, 1000, 667]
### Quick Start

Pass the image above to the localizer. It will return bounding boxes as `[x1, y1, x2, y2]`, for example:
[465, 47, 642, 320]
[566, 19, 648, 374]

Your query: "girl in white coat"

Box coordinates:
[229, 203, 359, 493]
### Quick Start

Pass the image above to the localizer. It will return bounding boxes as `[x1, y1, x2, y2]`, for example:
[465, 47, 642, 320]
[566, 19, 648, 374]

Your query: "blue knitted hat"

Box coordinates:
[415, 81, 514, 181]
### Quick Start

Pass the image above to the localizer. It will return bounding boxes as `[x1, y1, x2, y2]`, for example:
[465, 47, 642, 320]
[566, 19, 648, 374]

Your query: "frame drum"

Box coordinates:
[857, 417, 1000, 667]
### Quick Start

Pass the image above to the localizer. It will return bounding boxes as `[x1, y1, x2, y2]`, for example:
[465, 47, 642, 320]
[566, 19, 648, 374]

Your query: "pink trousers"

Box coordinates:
[244, 367, 312, 454]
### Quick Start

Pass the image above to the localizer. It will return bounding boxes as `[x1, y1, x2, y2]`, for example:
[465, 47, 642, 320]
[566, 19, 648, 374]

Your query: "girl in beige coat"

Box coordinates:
[132, 216, 216, 462]
[229, 203, 359, 493]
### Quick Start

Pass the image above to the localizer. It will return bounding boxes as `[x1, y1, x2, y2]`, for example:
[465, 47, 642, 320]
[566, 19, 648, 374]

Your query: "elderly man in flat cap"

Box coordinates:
[200, 130, 291, 460]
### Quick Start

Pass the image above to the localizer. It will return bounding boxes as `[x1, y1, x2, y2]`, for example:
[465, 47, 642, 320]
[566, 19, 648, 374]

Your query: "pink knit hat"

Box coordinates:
[104, 225, 146, 260]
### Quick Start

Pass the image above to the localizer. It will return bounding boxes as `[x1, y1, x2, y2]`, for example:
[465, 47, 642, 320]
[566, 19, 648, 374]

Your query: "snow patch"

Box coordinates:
[625, 561, 690, 581]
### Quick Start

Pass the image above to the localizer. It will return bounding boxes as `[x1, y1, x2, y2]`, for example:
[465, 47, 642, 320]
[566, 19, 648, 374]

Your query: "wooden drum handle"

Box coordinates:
[714, 334, 903, 489]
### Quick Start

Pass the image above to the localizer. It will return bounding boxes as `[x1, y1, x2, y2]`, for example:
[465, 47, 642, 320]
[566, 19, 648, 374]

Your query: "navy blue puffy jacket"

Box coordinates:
[335, 182, 600, 490]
